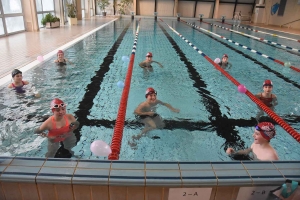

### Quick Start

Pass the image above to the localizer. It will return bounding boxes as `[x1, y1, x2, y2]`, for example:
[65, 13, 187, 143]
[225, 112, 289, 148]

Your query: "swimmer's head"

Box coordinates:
[255, 122, 276, 141]
[57, 50, 64, 57]
[146, 52, 153, 58]
[50, 98, 67, 112]
[12, 69, 22, 78]
[223, 54, 228, 58]
[145, 87, 157, 98]
[263, 80, 273, 87]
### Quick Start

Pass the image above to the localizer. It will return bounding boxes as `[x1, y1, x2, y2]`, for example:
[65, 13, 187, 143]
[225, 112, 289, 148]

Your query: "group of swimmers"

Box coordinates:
[6, 50, 279, 160]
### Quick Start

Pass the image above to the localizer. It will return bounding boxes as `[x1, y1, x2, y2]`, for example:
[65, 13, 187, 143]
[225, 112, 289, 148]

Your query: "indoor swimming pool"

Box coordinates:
[0, 18, 299, 161]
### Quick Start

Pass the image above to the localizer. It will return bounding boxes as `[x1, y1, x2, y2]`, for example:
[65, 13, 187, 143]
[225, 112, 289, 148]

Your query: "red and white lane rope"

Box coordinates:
[218, 21, 300, 43]
[108, 20, 141, 160]
[203, 21, 300, 53]
[181, 20, 300, 73]
[159, 19, 300, 142]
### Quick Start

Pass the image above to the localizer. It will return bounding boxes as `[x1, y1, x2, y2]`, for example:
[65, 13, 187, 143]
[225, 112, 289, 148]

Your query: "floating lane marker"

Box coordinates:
[159, 19, 300, 142]
[220, 22, 300, 43]
[183, 20, 300, 73]
[109, 19, 141, 160]
[203, 21, 300, 52]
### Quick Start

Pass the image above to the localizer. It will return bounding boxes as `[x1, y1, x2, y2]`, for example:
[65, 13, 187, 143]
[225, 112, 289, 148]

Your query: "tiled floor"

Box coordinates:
[0, 17, 299, 80]
[0, 16, 117, 79]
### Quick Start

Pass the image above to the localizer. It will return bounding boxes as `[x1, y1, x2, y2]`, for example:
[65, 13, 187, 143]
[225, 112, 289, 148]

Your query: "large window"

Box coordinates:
[36, 0, 55, 28]
[0, 0, 25, 36]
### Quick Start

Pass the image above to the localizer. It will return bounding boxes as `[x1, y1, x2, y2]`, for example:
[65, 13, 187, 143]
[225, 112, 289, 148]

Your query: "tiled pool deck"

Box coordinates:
[0, 157, 299, 200]
[0, 16, 299, 200]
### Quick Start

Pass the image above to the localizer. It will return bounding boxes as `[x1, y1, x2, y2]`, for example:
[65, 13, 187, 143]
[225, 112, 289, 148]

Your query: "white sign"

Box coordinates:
[236, 186, 278, 200]
[168, 188, 212, 200]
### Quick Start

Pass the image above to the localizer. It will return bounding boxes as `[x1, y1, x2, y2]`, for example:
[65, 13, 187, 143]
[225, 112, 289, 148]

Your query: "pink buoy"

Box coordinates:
[37, 56, 44, 62]
[238, 84, 247, 93]
[90, 140, 112, 156]
[214, 58, 220, 64]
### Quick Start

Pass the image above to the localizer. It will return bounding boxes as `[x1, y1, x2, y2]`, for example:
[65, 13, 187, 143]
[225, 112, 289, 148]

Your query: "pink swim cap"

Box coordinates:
[50, 98, 66, 111]
[263, 80, 273, 87]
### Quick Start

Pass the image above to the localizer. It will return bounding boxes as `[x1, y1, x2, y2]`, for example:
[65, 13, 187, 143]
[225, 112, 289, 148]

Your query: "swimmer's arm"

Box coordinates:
[227, 62, 232, 69]
[272, 96, 278, 107]
[34, 119, 51, 135]
[152, 61, 163, 68]
[23, 81, 29, 85]
[7, 84, 13, 88]
[227, 147, 252, 155]
[54, 59, 59, 63]
[134, 104, 153, 116]
[158, 101, 180, 113]
[67, 114, 80, 130]
[139, 61, 147, 68]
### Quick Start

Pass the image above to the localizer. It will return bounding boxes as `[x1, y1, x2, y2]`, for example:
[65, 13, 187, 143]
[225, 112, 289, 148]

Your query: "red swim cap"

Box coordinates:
[50, 98, 66, 110]
[146, 52, 153, 57]
[223, 54, 228, 58]
[263, 80, 273, 87]
[256, 122, 276, 141]
[57, 50, 64, 55]
[145, 87, 157, 98]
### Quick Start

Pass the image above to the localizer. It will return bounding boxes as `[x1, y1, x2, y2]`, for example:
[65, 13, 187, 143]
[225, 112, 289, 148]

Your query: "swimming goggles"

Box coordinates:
[255, 125, 272, 140]
[51, 103, 67, 109]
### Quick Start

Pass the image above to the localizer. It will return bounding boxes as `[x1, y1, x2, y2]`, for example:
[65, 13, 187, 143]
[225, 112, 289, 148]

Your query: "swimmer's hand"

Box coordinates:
[148, 112, 156, 116]
[226, 148, 235, 155]
[37, 133, 47, 138]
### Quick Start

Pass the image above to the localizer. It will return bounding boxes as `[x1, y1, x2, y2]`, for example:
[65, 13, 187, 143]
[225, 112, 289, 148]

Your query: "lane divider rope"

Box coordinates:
[108, 20, 141, 160]
[160, 19, 300, 142]
[181, 20, 300, 73]
[219, 21, 300, 43]
[202, 21, 300, 53]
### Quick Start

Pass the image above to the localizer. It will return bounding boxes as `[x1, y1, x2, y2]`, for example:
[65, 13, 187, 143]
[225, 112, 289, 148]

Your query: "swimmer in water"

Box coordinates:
[130, 87, 180, 144]
[8, 69, 29, 94]
[139, 52, 163, 73]
[226, 122, 279, 161]
[7, 69, 41, 97]
[218, 54, 232, 70]
[34, 98, 79, 157]
[255, 80, 278, 120]
[54, 50, 69, 66]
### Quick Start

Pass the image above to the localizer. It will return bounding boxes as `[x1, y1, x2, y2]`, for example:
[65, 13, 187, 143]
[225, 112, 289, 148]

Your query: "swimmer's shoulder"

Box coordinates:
[8, 83, 13, 88]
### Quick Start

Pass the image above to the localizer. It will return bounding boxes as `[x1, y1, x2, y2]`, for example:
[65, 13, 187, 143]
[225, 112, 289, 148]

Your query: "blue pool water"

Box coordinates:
[0, 18, 299, 161]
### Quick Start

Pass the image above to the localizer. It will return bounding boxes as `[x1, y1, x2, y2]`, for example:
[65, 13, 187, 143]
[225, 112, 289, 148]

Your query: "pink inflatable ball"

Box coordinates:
[238, 84, 247, 93]
[90, 140, 112, 156]
[37, 56, 44, 62]
[214, 58, 220, 64]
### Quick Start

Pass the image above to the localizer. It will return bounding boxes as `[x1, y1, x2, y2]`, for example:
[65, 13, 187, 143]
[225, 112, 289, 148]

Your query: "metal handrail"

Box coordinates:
[281, 18, 300, 27]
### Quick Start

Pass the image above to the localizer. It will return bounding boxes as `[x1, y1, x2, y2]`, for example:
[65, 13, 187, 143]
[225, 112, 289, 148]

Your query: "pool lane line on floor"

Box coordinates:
[217, 21, 300, 43]
[0, 18, 119, 86]
[158, 20, 248, 151]
[180, 20, 300, 90]
[183, 20, 300, 73]
[109, 19, 141, 160]
[161, 19, 300, 142]
[204, 21, 300, 53]
[69, 21, 132, 158]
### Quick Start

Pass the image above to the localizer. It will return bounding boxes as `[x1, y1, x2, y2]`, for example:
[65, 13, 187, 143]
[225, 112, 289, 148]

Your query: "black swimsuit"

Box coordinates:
[136, 113, 159, 121]
[56, 59, 66, 66]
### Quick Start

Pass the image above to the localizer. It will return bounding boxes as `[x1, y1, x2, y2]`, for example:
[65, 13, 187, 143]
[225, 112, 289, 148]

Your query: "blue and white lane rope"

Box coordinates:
[203, 21, 300, 53]
[222, 22, 300, 43]
[181, 20, 300, 73]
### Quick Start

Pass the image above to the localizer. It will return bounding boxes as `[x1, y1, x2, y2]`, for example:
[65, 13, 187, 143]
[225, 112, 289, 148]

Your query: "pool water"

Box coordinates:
[0, 18, 299, 161]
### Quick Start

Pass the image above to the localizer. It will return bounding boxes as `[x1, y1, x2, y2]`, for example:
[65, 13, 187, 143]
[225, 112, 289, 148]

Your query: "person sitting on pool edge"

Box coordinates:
[139, 52, 163, 72]
[131, 87, 180, 141]
[218, 54, 232, 70]
[54, 50, 69, 66]
[226, 122, 279, 161]
[34, 98, 79, 157]
[255, 79, 278, 120]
